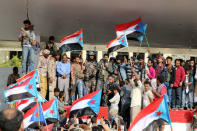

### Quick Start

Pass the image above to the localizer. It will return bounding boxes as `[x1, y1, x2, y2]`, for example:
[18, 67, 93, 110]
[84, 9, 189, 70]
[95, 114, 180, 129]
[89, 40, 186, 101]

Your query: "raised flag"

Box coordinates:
[4, 76, 38, 104]
[70, 90, 102, 118]
[59, 28, 83, 53]
[137, 24, 148, 42]
[15, 93, 46, 112]
[106, 34, 128, 54]
[116, 18, 145, 38]
[23, 102, 46, 128]
[128, 95, 171, 131]
[17, 70, 40, 83]
[42, 98, 59, 123]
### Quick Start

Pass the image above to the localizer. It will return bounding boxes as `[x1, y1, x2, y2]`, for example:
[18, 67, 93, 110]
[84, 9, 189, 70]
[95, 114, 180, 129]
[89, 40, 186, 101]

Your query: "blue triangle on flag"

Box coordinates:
[43, 98, 59, 120]
[118, 35, 128, 47]
[77, 33, 83, 48]
[87, 90, 102, 115]
[154, 95, 171, 125]
[30, 103, 45, 123]
[135, 21, 144, 34]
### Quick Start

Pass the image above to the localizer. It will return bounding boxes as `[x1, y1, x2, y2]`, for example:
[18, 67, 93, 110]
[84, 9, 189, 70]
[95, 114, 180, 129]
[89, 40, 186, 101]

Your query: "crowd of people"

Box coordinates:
[3, 19, 197, 131]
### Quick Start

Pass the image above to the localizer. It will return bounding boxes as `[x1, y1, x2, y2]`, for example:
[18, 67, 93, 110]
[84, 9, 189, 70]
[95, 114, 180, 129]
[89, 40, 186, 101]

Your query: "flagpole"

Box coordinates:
[144, 34, 150, 48]
[37, 101, 40, 127]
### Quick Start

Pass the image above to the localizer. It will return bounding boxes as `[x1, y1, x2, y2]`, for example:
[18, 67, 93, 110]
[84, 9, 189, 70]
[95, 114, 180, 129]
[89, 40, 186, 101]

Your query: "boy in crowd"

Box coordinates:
[152, 75, 167, 100]
[146, 59, 156, 89]
[109, 86, 120, 113]
[181, 65, 194, 110]
[143, 80, 154, 108]
[172, 59, 185, 110]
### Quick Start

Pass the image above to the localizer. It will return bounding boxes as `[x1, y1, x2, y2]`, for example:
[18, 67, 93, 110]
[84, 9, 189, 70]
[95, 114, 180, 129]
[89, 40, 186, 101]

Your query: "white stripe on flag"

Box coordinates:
[60, 37, 78, 47]
[24, 115, 33, 128]
[5, 86, 27, 96]
[130, 112, 158, 131]
[108, 40, 121, 48]
[17, 100, 33, 111]
[71, 99, 90, 111]
[116, 24, 138, 37]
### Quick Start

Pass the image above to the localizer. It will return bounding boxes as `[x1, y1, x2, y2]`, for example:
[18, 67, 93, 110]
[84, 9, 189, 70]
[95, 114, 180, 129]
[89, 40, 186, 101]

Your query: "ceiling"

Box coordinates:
[0, 0, 197, 48]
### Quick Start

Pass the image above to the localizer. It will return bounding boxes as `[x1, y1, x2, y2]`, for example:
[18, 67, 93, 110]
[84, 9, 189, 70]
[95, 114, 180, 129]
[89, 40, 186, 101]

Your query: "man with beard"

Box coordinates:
[84, 51, 97, 93]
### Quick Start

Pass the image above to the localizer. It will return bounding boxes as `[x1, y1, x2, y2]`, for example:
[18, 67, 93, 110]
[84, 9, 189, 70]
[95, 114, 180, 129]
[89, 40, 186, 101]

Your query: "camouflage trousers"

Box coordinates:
[40, 76, 47, 98]
[48, 77, 57, 100]
[85, 78, 96, 93]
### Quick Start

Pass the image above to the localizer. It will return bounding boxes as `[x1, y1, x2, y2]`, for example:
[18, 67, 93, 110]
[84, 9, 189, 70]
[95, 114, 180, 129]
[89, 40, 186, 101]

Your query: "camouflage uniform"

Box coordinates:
[37, 49, 50, 98]
[48, 56, 57, 100]
[96, 59, 113, 90]
[84, 60, 97, 93]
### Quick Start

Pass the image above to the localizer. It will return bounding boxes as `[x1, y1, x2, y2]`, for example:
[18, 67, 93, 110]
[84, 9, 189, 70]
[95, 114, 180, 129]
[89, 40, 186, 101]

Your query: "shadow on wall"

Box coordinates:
[0, 67, 22, 111]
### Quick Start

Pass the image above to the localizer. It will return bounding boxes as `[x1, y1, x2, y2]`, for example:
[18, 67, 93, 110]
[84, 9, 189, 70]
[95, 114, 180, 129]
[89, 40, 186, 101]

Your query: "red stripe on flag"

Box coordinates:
[60, 28, 82, 43]
[17, 70, 35, 82]
[71, 90, 101, 106]
[106, 35, 123, 48]
[129, 96, 163, 130]
[115, 18, 141, 31]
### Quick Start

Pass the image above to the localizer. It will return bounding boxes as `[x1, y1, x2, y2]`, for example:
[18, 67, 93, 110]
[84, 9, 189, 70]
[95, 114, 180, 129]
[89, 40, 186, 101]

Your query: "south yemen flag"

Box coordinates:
[70, 90, 102, 118]
[128, 95, 171, 131]
[106, 34, 128, 54]
[115, 18, 145, 40]
[59, 28, 83, 53]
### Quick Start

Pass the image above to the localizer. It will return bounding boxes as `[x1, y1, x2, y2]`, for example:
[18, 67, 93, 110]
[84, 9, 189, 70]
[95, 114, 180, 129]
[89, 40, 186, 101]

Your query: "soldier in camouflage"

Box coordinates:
[84, 51, 97, 93]
[96, 54, 113, 91]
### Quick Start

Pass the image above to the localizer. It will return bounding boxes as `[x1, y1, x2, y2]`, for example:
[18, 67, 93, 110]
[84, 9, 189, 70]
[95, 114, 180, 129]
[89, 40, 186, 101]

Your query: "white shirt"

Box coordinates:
[109, 92, 120, 111]
[130, 79, 143, 107]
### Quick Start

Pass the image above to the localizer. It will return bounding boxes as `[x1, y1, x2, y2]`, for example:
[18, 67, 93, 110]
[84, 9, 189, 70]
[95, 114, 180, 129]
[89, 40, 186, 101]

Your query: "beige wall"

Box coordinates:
[0, 41, 197, 62]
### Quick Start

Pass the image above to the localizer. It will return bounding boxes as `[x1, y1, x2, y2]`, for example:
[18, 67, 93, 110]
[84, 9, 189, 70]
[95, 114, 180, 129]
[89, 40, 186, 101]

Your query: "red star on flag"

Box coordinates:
[90, 100, 96, 104]
[35, 76, 37, 79]
[121, 39, 125, 43]
[156, 111, 162, 116]
[28, 84, 33, 90]
[50, 109, 54, 114]
[34, 98, 37, 102]
[136, 26, 140, 29]
[79, 37, 82, 41]
[35, 112, 39, 117]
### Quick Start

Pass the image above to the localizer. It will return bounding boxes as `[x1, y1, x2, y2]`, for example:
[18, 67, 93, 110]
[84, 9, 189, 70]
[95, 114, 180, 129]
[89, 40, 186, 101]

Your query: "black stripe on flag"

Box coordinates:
[7, 92, 34, 103]
[69, 107, 96, 118]
[108, 44, 125, 54]
[127, 31, 143, 41]
[22, 102, 37, 113]
[60, 43, 82, 53]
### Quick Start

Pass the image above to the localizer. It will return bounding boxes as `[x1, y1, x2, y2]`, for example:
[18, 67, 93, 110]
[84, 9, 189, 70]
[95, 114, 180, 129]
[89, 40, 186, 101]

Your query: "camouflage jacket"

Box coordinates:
[37, 55, 49, 77]
[48, 56, 57, 78]
[97, 59, 113, 80]
[84, 60, 97, 80]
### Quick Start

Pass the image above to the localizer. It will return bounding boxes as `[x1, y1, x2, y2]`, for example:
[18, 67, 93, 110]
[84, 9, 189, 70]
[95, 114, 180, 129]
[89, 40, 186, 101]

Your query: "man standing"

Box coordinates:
[57, 54, 71, 104]
[45, 36, 58, 55]
[48, 51, 60, 100]
[71, 56, 84, 100]
[130, 68, 143, 122]
[37, 49, 50, 98]
[84, 51, 97, 93]
[7, 67, 20, 86]
[172, 59, 185, 110]
[165, 56, 175, 109]
[19, 19, 36, 75]
[97, 54, 113, 90]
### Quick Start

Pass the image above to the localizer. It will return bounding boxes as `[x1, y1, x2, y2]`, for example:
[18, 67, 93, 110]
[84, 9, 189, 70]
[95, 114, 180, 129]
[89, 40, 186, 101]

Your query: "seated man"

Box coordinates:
[7, 67, 20, 86]
[0, 108, 24, 131]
